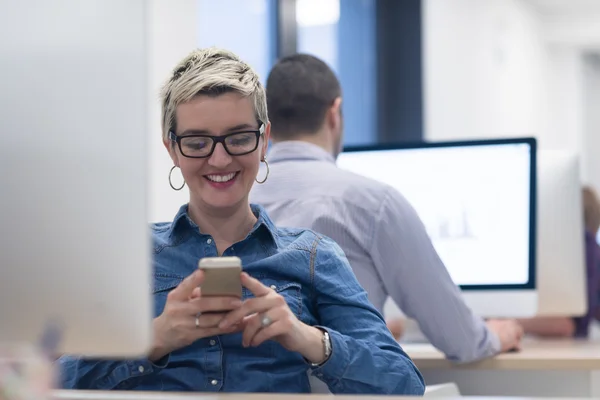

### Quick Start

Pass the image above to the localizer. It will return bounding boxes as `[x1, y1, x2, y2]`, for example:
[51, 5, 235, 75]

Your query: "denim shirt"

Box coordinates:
[58, 204, 425, 395]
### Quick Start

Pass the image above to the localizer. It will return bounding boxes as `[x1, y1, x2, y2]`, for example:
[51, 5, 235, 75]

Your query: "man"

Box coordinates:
[250, 54, 523, 363]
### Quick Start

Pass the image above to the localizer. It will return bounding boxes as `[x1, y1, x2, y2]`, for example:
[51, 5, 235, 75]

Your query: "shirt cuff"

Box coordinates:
[308, 326, 349, 381]
[149, 353, 170, 369]
[97, 356, 170, 390]
[130, 353, 170, 375]
[487, 328, 502, 355]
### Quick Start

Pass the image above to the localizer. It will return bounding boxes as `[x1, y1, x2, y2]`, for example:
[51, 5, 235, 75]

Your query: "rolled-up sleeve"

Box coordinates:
[371, 187, 500, 363]
[57, 355, 169, 390]
[310, 236, 425, 395]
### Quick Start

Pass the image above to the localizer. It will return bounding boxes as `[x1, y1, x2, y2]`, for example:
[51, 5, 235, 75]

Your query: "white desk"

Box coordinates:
[403, 338, 600, 397]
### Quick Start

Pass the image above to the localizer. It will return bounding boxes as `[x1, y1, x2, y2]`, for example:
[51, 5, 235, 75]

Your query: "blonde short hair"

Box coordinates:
[160, 47, 268, 139]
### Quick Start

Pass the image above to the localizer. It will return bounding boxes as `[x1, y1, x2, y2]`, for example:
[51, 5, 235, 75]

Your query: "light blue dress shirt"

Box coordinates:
[250, 141, 501, 363]
[57, 204, 424, 394]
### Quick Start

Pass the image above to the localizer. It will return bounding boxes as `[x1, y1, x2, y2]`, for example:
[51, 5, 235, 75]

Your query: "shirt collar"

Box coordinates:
[169, 204, 195, 236]
[248, 203, 278, 243]
[168, 203, 277, 245]
[267, 141, 336, 165]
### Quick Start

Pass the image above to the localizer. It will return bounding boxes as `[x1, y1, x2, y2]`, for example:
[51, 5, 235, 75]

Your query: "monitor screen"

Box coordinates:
[337, 138, 536, 290]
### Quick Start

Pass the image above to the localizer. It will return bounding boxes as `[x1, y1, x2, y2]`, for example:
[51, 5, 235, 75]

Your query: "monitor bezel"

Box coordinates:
[341, 136, 537, 291]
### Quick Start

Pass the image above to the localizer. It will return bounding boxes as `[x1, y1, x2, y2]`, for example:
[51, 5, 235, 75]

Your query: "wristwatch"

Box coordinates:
[310, 329, 332, 367]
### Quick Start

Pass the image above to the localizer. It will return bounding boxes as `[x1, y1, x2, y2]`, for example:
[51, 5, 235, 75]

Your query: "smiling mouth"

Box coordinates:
[204, 172, 239, 183]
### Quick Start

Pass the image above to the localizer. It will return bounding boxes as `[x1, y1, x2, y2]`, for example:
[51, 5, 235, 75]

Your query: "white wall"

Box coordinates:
[542, 12, 600, 50]
[147, 0, 198, 222]
[423, 0, 593, 184]
[423, 0, 548, 142]
[544, 47, 585, 159]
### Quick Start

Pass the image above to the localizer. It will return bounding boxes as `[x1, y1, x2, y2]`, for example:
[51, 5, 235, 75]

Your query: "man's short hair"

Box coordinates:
[266, 54, 341, 140]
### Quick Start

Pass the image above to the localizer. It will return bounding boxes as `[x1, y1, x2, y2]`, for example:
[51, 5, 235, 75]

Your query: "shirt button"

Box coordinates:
[209, 339, 216, 346]
[270, 285, 277, 290]
[207, 238, 212, 244]
[211, 379, 218, 386]
[138, 366, 145, 373]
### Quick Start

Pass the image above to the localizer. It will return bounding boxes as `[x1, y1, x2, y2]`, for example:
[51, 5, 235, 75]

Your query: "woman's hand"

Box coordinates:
[150, 270, 243, 361]
[219, 273, 327, 364]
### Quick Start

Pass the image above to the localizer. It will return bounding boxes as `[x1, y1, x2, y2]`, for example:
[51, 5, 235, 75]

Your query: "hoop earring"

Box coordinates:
[169, 166, 186, 191]
[255, 158, 269, 184]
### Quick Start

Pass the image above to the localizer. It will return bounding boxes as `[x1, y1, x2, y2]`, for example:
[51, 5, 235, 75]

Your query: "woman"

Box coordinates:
[57, 48, 424, 394]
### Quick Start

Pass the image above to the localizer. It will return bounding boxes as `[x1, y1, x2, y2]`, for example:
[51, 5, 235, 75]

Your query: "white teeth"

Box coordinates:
[206, 172, 236, 183]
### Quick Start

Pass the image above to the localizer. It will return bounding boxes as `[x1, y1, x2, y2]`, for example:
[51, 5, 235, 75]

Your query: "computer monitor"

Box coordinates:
[336, 137, 537, 317]
[536, 150, 586, 316]
[0, 0, 152, 357]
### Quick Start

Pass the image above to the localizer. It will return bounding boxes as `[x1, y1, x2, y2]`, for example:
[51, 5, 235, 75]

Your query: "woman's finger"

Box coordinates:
[169, 270, 205, 302]
[241, 313, 262, 347]
[250, 320, 286, 348]
[188, 296, 242, 314]
[195, 323, 243, 341]
[244, 308, 286, 347]
[241, 272, 272, 297]
[193, 312, 228, 329]
[219, 295, 281, 329]
[189, 287, 201, 299]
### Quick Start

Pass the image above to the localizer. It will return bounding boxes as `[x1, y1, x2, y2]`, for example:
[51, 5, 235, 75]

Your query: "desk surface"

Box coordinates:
[403, 338, 600, 370]
[50, 391, 596, 400]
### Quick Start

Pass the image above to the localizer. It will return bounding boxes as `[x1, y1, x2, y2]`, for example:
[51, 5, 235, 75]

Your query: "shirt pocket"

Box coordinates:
[152, 273, 184, 317]
[243, 279, 303, 319]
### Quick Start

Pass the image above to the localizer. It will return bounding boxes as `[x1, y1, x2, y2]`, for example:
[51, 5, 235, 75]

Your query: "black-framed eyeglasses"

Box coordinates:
[169, 124, 265, 158]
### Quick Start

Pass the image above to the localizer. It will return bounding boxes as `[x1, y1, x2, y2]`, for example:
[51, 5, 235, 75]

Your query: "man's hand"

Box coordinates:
[386, 318, 405, 340]
[486, 319, 524, 352]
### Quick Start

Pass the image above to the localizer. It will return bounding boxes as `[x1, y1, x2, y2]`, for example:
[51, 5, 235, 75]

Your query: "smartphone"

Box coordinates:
[198, 256, 242, 298]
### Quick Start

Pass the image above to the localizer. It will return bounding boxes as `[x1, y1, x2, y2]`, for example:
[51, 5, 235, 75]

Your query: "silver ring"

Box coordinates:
[195, 314, 201, 329]
[260, 315, 272, 328]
